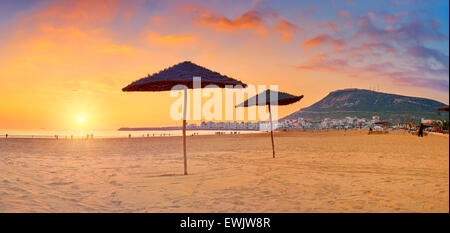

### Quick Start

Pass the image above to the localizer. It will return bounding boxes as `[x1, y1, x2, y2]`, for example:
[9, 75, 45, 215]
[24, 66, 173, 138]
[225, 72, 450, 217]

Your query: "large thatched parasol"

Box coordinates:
[122, 61, 247, 175]
[436, 105, 449, 112]
[236, 90, 303, 158]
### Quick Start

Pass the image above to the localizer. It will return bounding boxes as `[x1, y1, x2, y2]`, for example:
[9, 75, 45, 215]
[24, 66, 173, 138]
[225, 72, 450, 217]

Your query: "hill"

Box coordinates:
[282, 88, 449, 123]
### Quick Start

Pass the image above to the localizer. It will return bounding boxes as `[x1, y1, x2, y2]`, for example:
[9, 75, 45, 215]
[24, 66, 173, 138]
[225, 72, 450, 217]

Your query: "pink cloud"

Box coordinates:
[179, 5, 299, 41]
[179, 6, 266, 33]
[301, 34, 345, 48]
[338, 10, 351, 18]
[275, 19, 300, 41]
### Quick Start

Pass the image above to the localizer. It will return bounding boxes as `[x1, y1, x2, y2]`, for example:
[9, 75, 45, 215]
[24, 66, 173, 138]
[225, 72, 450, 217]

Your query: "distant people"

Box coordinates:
[5, 133, 8, 139]
[128, 134, 131, 138]
[418, 123, 424, 137]
[91, 133, 94, 140]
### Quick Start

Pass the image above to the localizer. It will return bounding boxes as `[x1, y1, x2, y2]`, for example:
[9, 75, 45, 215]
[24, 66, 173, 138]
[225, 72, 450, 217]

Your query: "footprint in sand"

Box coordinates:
[111, 200, 122, 205]
[110, 181, 122, 186]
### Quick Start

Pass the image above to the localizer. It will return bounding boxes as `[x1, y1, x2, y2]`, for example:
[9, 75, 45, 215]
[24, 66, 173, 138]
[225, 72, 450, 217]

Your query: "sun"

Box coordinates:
[78, 117, 85, 123]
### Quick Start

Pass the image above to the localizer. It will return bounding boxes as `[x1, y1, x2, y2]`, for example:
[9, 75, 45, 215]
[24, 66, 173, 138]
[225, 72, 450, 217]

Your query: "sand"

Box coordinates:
[0, 130, 448, 212]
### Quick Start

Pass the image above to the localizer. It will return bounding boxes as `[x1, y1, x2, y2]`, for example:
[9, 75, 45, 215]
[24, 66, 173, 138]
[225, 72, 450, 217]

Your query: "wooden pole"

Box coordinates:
[268, 105, 275, 158]
[183, 88, 188, 175]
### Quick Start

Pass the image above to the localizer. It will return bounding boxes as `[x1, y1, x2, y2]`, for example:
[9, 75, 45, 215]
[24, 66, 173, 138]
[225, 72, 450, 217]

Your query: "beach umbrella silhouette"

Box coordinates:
[122, 61, 247, 175]
[236, 90, 303, 158]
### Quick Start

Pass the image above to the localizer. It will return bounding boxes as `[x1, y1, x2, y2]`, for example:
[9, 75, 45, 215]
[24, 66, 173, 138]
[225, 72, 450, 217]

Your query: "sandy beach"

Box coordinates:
[0, 130, 448, 213]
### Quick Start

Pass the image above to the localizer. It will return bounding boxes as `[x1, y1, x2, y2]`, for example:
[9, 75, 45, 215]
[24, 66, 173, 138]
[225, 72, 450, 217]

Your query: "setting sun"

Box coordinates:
[78, 117, 85, 124]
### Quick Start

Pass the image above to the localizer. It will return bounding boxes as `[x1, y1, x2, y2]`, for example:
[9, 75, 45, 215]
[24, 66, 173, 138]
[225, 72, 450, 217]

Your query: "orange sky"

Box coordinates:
[0, 0, 448, 130]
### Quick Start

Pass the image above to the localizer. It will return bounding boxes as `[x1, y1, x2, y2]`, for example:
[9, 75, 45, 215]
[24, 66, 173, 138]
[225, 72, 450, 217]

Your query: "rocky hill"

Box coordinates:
[282, 88, 448, 123]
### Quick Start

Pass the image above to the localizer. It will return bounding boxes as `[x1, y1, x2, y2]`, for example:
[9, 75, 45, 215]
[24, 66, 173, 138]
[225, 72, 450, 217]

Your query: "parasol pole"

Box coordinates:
[268, 104, 275, 158]
[183, 88, 188, 175]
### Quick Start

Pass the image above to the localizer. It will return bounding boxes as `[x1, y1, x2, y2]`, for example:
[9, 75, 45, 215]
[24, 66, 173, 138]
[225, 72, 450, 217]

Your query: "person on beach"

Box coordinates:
[5, 133, 8, 139]
[418, 123, 424, 137]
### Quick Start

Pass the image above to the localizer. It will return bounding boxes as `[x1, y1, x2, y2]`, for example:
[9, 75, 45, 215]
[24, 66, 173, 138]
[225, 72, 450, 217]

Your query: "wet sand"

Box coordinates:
[0, 130, 448, 212]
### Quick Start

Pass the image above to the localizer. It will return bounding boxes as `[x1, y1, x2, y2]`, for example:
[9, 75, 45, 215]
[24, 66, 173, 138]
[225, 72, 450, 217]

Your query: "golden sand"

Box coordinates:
[0, 130, 448, 212]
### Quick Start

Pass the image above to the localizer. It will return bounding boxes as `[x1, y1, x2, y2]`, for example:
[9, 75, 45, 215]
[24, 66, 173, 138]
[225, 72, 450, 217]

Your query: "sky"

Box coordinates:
[0, 0, 448, 130]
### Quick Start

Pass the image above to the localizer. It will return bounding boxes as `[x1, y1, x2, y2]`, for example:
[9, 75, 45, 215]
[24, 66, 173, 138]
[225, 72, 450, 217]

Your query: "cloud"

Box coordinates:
[179, 6, 266, 32]
[0, 0, 140, 86]
[338, 10, 351, 18]
[407, 45, 449, 69]
[367, 12, 376, 21]
[179, 5, 299, 41]
[356, 16, 447, 45]
[391, 0, 419, 7]
[297, 50, 449, 92]
[147, 32, 196, 45]
[387, 73, 449, 92]
[296, 11, 448, 93]
[380, 11, 409, 24]
[297, 53, 348, 71]
[275, 19, 300, 41]
[301, 34, 345, 48]
[23, 0, 138, 27]
[319, 21, 338, 33]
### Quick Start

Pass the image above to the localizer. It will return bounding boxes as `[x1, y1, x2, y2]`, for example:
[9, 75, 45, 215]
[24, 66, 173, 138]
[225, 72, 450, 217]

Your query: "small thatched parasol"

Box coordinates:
[123, 61, 247, 175]
[236, 90, 304, 158]
[436, 105, 449, 112]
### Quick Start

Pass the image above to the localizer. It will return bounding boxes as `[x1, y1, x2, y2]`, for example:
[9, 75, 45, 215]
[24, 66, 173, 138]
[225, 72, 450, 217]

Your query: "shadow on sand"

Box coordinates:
[145, 173, 187, 178]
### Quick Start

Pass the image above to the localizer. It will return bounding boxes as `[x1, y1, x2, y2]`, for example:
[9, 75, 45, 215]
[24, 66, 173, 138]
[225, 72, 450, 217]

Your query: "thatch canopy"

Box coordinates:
[436, 105, 449, 112]
[236, 89, 303, 107]
[122, 61, 247, 92]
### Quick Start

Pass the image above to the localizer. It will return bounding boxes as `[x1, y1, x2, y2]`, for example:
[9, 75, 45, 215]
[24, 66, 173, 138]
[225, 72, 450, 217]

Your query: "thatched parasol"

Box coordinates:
[236, 90, 304, 158]
[436, 105, 449, 112]
[122, 61, 247, 175]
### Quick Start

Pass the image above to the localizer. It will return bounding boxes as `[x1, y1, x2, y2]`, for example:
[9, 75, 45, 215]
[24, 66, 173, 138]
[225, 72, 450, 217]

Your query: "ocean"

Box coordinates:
[0, 129, 261, 139]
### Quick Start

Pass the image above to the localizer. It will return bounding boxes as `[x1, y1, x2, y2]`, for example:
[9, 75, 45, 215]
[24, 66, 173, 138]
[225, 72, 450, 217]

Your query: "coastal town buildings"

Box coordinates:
[186, 116, 384, 131]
